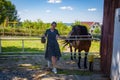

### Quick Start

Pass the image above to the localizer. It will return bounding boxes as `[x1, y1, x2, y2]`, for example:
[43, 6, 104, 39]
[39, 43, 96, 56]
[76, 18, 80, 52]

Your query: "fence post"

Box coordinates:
[22, 39, 24, 52]
[0, 38, 1, 53]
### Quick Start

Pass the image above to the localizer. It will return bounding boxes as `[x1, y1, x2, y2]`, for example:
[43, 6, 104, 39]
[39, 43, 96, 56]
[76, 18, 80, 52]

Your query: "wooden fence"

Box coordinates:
[0, 36, 100, 54]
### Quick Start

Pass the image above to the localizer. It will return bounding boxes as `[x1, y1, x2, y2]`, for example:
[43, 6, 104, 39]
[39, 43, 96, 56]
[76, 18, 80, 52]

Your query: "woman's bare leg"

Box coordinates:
[47, 60, 51, 68]
[51, 56, 57, 73]
[52, 56, 57, 68]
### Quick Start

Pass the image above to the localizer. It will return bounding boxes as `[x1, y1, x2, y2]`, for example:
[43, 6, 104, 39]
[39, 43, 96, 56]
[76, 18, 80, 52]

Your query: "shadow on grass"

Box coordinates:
[0, 55, 47, 80]
[0, 65, 41, 80]
[0, 54, 104, 80]
[58, 68, 93, 75]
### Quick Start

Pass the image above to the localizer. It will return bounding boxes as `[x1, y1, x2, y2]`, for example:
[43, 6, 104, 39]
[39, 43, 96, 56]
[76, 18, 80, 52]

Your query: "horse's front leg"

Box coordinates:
[70, 44, 73, 60]
[84, 52, 88, 69]
[78, 49, 81, 69]
[74, 48, 77, 59]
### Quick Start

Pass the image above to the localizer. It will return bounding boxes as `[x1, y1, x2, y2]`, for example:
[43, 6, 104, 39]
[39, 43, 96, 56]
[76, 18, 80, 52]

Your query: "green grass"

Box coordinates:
[18, 64, 40, 69]
[90, 41, 100, 52]
[1, 40, 45, 53]
[1, 38, 100, 56]
[12, 57, 20, 62]
[58, 69, 93, 75]
[60, 40, 100, 53]
[61, 40, 100, 58]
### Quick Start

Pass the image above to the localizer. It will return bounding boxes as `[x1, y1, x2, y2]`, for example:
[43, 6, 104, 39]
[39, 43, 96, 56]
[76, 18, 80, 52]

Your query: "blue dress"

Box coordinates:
[44, 29, 61, 61]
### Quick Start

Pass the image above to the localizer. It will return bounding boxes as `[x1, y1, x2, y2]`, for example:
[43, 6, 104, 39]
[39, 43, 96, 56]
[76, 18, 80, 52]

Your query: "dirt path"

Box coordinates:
[0, 55, 109, 80]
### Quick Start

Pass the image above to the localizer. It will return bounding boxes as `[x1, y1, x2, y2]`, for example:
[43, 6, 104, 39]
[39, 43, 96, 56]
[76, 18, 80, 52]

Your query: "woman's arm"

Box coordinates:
[41, 29, 48, 43]
[43, 29, 48, 38]
[56, 29, 62, 39]
[56, 30, 66, 39]
[57, 35, 66, 40]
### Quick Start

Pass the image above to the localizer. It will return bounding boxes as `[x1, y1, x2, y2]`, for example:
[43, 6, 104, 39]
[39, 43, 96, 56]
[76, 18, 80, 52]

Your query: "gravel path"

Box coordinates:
[0, 55, 109, 80]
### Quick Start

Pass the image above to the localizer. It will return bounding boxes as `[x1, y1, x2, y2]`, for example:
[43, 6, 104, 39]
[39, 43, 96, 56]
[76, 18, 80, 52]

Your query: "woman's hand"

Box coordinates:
[41, 35, 46, 43]
[56, 35, 66, 40]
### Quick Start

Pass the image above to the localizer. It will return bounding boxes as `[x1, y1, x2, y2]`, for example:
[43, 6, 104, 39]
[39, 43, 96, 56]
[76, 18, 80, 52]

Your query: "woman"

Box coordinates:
[44, 21, 61, 74]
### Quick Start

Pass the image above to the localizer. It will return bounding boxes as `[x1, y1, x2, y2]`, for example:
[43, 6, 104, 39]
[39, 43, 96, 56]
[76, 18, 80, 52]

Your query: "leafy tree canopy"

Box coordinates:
[0, 0, 20, 24]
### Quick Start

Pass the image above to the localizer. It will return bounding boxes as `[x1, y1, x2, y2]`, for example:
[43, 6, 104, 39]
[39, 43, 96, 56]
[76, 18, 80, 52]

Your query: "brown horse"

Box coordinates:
[64, 25, 92, 69]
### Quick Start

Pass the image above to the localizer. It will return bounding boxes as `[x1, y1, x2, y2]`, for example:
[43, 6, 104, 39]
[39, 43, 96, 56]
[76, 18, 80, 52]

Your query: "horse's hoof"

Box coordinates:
[74, 57, 77, 60]
[78, 65, 81, 69]
[78, 66, 81, 69]
[84, 66, 88, 69]
[71, 57, 73, 60]
[77, 63, 81, 69]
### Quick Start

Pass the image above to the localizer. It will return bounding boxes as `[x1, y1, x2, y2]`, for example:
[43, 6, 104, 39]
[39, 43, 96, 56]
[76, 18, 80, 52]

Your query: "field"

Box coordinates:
[1, 38, 100, 55]
[1, 39, 45, 53]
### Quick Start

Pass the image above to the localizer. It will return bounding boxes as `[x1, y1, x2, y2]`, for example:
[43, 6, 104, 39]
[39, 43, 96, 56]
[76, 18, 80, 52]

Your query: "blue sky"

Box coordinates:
[11, 0, 104, 23]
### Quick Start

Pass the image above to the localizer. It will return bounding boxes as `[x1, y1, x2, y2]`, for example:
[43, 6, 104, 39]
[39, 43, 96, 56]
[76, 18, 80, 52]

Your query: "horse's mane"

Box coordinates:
[72, 25, 88, 35]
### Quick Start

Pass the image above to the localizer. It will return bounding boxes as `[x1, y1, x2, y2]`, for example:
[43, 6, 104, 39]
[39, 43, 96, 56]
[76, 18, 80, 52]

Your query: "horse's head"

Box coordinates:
[71, 25, 81, 36]
[62, 25, 81, 48]
[63, 25, 90, 49]
[70, 25, 88, 37]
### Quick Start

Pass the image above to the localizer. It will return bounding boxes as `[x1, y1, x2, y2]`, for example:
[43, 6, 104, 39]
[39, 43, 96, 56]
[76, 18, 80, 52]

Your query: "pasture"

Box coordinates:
[1, 37, 100, 57]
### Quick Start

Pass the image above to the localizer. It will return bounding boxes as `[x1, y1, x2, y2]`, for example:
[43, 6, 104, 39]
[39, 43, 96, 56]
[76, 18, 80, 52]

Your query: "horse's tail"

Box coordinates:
[62, 39, 70, 49]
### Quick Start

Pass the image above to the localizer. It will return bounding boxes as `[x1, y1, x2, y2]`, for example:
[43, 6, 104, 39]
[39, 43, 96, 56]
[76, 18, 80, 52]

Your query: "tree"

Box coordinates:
[72, 20, 81, 26]
[44, 21, 71, 35]
[0, 0, 6, 24]
[93, 27, 101, 34]
[0, 0, 20, 24]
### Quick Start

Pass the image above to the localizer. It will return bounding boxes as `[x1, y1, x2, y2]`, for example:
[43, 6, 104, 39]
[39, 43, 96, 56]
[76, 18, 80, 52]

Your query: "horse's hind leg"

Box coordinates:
[84, 52, 88, 69]
[70, 45, 73, 60]
[77, 50, 81, 69]
[74, 48, 77, 59]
